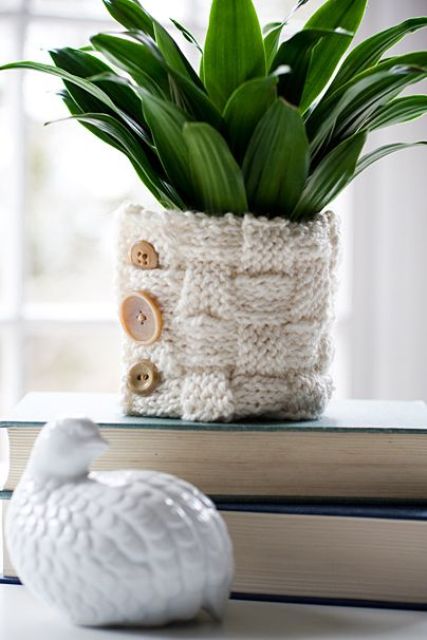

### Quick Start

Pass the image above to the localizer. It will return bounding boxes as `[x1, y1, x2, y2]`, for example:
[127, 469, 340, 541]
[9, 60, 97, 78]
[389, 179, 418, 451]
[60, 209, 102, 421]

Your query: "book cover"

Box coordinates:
[2, 393, 427, 499]
[3, 493, 427, 610]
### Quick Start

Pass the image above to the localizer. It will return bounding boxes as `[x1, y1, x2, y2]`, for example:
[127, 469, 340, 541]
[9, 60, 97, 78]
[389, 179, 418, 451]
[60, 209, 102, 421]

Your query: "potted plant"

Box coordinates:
[2, 0, 426, 421]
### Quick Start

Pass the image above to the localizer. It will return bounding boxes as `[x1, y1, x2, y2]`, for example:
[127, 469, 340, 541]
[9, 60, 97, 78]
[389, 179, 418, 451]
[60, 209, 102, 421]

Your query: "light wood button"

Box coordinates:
[128, 360, 160, 395]
[129, 240, 159, 270]
[119, 291, 163, 344]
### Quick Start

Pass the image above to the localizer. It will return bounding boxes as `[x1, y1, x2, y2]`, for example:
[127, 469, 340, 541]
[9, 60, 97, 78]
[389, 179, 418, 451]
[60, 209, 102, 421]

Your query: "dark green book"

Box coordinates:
[2, 392, 427, 499]
[2, 492, 427, 610]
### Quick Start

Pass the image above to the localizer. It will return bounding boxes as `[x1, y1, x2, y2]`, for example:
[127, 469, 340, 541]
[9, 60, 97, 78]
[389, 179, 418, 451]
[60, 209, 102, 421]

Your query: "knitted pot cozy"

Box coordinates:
[115, 204, 340, 422]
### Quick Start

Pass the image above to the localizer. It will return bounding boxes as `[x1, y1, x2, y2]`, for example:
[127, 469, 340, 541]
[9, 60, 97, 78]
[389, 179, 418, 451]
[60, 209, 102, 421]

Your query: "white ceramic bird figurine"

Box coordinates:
[6, 417, 234, 627]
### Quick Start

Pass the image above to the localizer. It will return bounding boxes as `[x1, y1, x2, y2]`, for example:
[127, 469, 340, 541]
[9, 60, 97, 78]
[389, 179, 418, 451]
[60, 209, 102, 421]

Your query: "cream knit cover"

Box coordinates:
[116, 204, 340, 422]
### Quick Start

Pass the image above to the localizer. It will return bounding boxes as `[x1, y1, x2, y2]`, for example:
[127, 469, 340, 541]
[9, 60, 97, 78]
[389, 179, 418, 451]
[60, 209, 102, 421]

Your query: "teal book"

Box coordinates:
[2, 492, 427, 610]
[1, 392, 427, 499]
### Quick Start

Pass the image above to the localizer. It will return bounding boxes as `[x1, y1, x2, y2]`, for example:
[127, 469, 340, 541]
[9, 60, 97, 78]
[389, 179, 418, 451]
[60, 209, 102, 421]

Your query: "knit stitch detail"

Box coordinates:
[115, 205, 340, 422]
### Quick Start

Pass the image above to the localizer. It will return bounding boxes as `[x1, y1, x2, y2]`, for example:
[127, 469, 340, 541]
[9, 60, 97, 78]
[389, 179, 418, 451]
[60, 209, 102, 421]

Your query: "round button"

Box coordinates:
[129, 240, 159, 270]
[128, 360, 160, 395]
[119, 291, 163, 344]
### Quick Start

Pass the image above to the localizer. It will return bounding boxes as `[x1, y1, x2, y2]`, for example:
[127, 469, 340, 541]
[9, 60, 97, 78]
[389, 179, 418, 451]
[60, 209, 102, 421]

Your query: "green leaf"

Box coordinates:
[183, 122, 248, 214]
[292, 132, 366, 220]
[328, 17, 427, 95]
[103, 0, 203, 90]
[142, 95, 194, 203]
[102, 0, 154, 37]
[168, 71, 224, 130]
[301, 0, 368, 111]
[92, 31, 223, 131]
[223, 75, 278, 162]
[308, 66, 427, 158]
[152, 22, 205, 91]
[290, 0, 312, 13]
[203, 0, 266, 111]
[59, 89, 125, 153]
[243, 98, 310, 216]
[263, 1, 317, 72]
[354, 140, 427, 179]
[0, 60, 144, 137]
[58, 112, 184, 209]
[366, 95, 427, 131]
[333, 65, 427, 139]
[264, 22, 285, 71]
[377, 51, 427, 73]
[50, 48, 167, 177]
[271, 28, 352, 107]
[263, 21, 282, 36]
[311, 52, 427, 131]
[49, 47, 147, 137]
[90, 33, 170, 98]
[170, 19, 203, 54]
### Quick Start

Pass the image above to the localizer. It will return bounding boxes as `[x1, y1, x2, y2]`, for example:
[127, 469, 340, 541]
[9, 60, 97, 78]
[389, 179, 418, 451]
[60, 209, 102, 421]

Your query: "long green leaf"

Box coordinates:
[102, 0, 203, 90]
[328, 17, 427, 95]
[102, 0, 154, 36]
[51, 48, 167, 178]
[0, 60, 145, 137]
[310, 51, 427, 134]
[264, 0, 311, 36]
[243, 98, 310, 216]
[292, 132, 366, 220]
[152, 22, 205, 91]
[377, 51, 427, 72]
[58, 112, 184, 209]
[263, 1, 316, 71]
[366, 95, 427, 131]
[121, 29, 222, 129]
[223, 75, 278, 162]
[333, 65, 427, 139]
[300, 0, 368, 111]
[59, 89, 125, 153]
[308, 66, 427, 158]
[288, 0, 312, 16]
[271, 28, 352, 107]
[142, 95, 194, 203]
[90, 33, 170, 97]
[183, 122, 248, 214]
[168, 71, 224, 130]
[103, 0, 203, 93]
[50, 47, 147, 138]
[203, 0, 266, 111]
[354, 140, 427, 179]
[264, 22, 286, 71]
[0, 58, 170, 194]
[170, 19, 203, 54]
[90, 32, 223, 131]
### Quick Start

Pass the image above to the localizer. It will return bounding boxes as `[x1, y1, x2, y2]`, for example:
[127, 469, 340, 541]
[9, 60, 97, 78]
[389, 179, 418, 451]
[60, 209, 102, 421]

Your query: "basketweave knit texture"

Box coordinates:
[115, 204, 340, 422]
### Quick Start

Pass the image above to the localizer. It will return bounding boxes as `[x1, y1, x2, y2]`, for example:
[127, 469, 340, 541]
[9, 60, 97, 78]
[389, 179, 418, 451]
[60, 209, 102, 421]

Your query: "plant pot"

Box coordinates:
[115, 204, 339, 422]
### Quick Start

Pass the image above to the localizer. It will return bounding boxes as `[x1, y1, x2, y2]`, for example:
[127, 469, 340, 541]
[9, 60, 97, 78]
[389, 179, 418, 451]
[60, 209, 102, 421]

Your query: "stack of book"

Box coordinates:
[2, 392, 427, 609]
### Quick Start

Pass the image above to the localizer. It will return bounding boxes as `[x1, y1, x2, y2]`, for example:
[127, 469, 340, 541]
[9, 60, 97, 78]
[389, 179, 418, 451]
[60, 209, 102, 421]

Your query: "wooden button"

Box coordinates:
[128, 360, 160, 395]
[119, 291, 163, 344]
[129, 240, 158, 270]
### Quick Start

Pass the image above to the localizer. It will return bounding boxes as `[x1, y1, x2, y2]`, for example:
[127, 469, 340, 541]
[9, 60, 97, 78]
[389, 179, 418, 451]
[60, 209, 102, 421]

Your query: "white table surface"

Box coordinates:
[1, 585, 427, 640]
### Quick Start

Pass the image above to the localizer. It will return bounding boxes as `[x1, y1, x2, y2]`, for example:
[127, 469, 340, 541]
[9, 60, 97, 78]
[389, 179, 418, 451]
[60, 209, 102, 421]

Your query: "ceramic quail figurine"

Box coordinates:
[6, 417, 234, 627]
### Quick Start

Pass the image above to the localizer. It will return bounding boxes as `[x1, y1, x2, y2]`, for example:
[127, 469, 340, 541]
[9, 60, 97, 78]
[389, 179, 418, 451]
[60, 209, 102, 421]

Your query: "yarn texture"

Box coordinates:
[116, 205, 340, 422]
